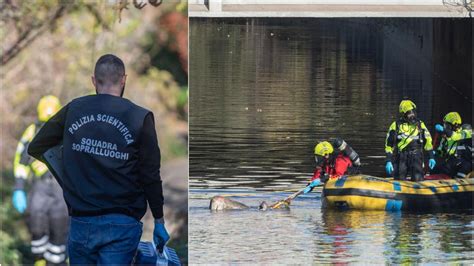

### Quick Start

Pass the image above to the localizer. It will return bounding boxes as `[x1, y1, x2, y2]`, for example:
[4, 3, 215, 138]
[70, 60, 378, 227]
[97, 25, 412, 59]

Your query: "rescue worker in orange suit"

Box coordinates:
[433, 112, 472, 178]
[385, 99, 435, 181]
[12, 95, 69, 265]
[303, 138, 361, 194]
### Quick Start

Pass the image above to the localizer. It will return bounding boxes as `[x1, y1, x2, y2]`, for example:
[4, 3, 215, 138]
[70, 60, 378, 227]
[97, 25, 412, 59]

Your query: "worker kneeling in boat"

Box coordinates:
[432, 112, 472, 178]
[303, 139, 361, 193]
[385, 99, 435, 181]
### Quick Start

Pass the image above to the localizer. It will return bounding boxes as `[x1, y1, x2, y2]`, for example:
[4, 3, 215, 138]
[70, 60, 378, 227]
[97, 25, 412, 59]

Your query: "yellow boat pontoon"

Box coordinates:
[322, 175, 474, 211]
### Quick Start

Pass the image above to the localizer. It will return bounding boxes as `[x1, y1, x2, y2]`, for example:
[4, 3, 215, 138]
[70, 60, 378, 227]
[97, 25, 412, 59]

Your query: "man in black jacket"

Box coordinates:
[28, 54, 170, 264]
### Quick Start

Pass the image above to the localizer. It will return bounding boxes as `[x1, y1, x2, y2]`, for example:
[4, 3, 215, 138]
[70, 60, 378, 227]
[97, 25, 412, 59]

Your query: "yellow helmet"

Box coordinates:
[314, 141, 334, 156]
[37, 95, 61, 122]
[399, 100, 416, 114]
[443, 112, 462, 126]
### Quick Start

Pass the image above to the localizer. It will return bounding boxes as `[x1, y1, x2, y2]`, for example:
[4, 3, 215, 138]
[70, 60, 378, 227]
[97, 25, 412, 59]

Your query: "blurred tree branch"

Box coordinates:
[2, 4, 70, 66]
[1, 0, 169, 65]
[84, 3, 111, 31]
[1, 0, 188, 172]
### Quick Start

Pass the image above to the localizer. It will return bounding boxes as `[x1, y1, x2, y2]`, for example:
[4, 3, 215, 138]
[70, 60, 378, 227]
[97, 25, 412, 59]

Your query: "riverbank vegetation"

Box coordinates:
[1, 1, 188, 264]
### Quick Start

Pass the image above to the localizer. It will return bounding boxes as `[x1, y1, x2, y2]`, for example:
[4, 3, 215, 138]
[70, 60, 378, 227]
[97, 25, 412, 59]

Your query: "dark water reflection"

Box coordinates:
[189, 191, 474, 264]
[189, 18, 473, 264]
[189, 18, 472, 190]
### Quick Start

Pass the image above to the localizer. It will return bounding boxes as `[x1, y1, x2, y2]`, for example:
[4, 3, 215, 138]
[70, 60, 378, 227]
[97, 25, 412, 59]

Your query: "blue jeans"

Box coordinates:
[68, 214, 143, 265]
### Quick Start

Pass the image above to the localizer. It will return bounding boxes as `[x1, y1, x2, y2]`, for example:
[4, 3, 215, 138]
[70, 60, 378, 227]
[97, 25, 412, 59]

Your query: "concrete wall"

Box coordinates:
[189, 0, 446, 5]
[378, 19, 434, 122]
[432, 19, 472, 124]
[189, 0, 471, 17]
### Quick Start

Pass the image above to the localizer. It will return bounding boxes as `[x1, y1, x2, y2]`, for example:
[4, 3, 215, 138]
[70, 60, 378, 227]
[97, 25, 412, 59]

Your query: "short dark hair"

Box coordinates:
[94, 54, 125, 87]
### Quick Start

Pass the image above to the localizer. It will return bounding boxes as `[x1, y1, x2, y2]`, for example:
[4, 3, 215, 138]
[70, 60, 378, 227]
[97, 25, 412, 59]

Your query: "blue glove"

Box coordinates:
[153, 220, 170, 253]
[435, 124, 444, 133]
[303, 179, 321, 194]
[429, 159, 436, 170]
[385, 161, 394, 175]
[12, 190, 27, 213]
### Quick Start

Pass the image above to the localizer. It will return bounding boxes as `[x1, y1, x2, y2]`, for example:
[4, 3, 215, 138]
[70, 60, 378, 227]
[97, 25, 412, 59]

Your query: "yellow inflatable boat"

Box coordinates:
[322, 175, 474, 211]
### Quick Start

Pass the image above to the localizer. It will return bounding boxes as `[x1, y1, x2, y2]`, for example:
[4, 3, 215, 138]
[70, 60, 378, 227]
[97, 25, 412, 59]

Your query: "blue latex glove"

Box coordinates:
[385, 161, 394, 175]
[435, 124, 444, 133]
[303, 179, 321, 194]
[429, 159, 436, 170]
[153, 220, 170, 253]
[12, 190, 27, 213]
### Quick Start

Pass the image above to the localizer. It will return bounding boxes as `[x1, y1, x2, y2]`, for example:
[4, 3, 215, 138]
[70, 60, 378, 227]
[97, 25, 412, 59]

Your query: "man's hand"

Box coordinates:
[429, 159, 436, 170]
[12, 190, 27, 213]
[303, 179, 321, 194]
[353, 158, 361, 167]
[435, 124, 444, 133]
[153, 218, 170, 253]
[385, 161, 394, 175]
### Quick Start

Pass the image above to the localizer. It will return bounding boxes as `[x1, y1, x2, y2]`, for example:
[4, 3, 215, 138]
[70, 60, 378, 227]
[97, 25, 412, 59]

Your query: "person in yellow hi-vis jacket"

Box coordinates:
[384, 99, 436, 181]
[433, 112, 472, 178]
[12, 95, 69, 266]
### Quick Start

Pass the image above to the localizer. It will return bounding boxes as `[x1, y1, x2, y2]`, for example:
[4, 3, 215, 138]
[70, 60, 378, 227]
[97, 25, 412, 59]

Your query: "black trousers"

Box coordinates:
[432, 157, 472, 178]
[25, 177, 69, 265]
[394, 149, 424, 182]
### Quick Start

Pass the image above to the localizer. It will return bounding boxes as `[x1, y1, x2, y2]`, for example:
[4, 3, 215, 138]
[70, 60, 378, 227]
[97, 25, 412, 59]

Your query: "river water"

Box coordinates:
[189, 190, 473, 264]
[189, 18, 473, 264]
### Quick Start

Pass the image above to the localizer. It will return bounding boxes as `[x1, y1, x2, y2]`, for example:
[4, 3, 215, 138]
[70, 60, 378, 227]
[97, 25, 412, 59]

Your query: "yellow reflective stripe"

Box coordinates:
[422, 122, 433, 151]
[450, 129, 472, 141]
[31, 160, 48, 176]
[424, 141, 433, 151]
[13, 124, 37, 179]
[396, 123, 419, 151]
[446, 139, 458, 155]
[394, 121, 433, 151]
[14, 165, 29, 179]
[385, 122, 397, 153]
[398, 138, 414, 151]
[20, 124, 36, 143]
[443, 129, 472, 156]
[466, 129, 472, 138]
[397, 133, 420, 140]
[421, 122, 433, 151]
[14, 142, 30, 178]
[15, 141, 25, 155]
[389, 121, 397, 131]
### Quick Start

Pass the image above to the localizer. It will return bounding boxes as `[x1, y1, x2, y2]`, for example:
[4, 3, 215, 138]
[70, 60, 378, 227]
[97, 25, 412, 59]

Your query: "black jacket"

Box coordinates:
[28, 94, 163, 220]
